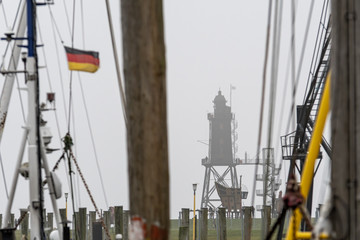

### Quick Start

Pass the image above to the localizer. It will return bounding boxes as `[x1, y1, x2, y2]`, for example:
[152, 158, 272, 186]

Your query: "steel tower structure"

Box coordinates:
[200, 91, 240, 210]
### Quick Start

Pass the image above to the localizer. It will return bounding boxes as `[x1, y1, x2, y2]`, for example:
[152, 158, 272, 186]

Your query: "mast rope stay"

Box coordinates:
[60, 132, 111, 240]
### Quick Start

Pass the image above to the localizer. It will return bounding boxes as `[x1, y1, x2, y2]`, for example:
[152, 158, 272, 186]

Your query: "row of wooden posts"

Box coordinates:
[179, 206, 271, 240]
[0, 206, 128, 240]
[1, 206, 272, 240]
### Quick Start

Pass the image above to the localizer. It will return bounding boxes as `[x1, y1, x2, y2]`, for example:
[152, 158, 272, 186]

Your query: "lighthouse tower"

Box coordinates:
[200, 90, 240, 209]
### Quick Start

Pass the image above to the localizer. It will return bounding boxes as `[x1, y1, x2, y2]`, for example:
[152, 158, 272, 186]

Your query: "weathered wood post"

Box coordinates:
[199, 208, 208, 240]
[115, 206, 123, 237]
[0, 214, 2, 227]
[123, 210, 129, 240]
[92, 221, 103, 240]
[59, 208, 66, 223]
[79, 208, 87, 240]
[89, 211, 96, 240]
[263, 206, 271, 236]
[10, 213, 14, 227]
[179, 208, 189, 240]
[20, 209, 29, 238]
[47, 212, 53, 230]
[103, 211, 111, 240]
[73, 212, 78, 240]
[331, 1, 360, 239]
[217, 208, 226, 240]
[121, 0, 169, 239]
[243, 207, 253, 240]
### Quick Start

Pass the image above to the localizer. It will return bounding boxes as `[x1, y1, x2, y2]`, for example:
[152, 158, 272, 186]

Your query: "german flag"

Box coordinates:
[64, 46, 99, 73]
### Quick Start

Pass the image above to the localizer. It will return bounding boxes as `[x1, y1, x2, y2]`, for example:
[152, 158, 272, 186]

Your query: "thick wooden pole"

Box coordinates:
[331, 1, 360, 239]
[121, 0, 169, 239]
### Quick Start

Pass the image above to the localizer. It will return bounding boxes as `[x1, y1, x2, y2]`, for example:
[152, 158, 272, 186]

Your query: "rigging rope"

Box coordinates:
[77, 0, 109, 208]
[78, 78, 109, 208]
[250, 0, 273, 208]
[290, 0, 296, 132]
[0, 0, 27, 199]
[68, 144, 111, 240]
[104, 0, 128, 125]
[0, 0, 9, 30]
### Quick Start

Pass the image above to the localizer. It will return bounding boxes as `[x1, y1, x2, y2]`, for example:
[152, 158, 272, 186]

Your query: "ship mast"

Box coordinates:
[26, 0, 45, 238]
[0, 1, 62, 239]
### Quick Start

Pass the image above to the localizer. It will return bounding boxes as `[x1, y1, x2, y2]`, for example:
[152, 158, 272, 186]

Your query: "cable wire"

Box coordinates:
[0, 0, 9, 29]
[250, 0, 273, 209]
[78, 77, 109, 208]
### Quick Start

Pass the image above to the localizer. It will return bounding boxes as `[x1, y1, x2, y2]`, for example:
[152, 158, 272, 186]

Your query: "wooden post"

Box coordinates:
[0, 214, 2, 227]
[180, 208, 189, 240]
[123, 210, 129, 240]
[60, 208, 66, 223]
[79, 208, 87, 240]
[121, 0, 169, 239]
[243, 207, 253, 240]
[20, 209, 29, 238]
[217, 208, 226, 240]
[73, 212, 78, 240]
[115, 206, 123, 236]
[10, 213, 14, 227]
[199, 208, 208, 240]
[92, 222, 103, 240]
[47, 212, 53, 230]
[103, 211, 110, 240]
[89, 211, 96, 240]
[331, 1, 360, 239]
[263, 206, 271, 236]
[179, 227, 189, 240]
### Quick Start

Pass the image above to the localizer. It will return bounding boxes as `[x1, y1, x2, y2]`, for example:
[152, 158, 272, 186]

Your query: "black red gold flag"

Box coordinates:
[64, 46, 99, 73]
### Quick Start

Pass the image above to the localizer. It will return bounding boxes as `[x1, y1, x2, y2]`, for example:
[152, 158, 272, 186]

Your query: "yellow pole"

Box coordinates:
[193, 191, 196, 240]
[285, 72, 331, 240]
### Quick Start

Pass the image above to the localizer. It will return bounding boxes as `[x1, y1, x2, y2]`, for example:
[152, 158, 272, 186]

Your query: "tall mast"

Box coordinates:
[26, 0, 45, 238]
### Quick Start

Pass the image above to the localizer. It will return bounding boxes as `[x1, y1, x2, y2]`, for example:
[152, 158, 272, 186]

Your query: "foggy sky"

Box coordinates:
[0, 0, 330, 220]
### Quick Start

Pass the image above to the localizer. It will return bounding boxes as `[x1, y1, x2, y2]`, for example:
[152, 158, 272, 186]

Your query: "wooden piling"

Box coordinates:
[79, 208, 87, 240]
[0, 214, 2, 227]
[115, 206, 123, 236]
[47, 212, 53, 230]
[243, 207, 253, 240]
[10, 213, 14, 227]
[123, 210, 129, 240]
[89, 211, 96, 240]
[60, 208, 66, 223]
[103, 211, 111, 240]
[121, 0, 169, 237]
[217, 208, 226, 240]
[92, 221, 103, 240]
[181, 208, 190, 240]
[179, 226, 189, 240]
[20, 209, 29, 238]
[263, 206, 271, 236]
[199, 208, 208, 240]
